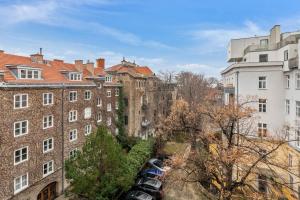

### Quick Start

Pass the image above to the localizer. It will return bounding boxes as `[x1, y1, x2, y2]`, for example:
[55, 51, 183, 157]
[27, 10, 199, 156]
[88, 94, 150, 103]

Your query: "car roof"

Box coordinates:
[137, 177, 162, 189]
[127, 190, 153, 200]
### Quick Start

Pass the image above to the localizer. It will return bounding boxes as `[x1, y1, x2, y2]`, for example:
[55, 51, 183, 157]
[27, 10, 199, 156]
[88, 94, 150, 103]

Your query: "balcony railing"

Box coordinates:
[243, 45, 275, 55]
[288, 57, 299, 69]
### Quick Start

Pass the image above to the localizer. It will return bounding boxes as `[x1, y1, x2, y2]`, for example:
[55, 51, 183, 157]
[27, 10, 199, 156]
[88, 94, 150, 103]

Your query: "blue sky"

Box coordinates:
[0, 0, 300, 77]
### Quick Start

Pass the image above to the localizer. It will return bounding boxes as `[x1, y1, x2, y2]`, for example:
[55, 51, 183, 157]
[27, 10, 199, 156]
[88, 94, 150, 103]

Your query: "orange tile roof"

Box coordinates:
[0, 52, 94, 85]
[106, 63, 153, 77]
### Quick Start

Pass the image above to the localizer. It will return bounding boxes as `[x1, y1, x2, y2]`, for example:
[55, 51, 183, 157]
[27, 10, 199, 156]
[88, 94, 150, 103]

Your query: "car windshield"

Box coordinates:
[137, 191, 152, 200]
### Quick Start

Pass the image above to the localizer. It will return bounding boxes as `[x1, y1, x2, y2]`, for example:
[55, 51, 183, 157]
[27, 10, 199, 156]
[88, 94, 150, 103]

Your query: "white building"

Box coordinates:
[222, 25, 300, 149]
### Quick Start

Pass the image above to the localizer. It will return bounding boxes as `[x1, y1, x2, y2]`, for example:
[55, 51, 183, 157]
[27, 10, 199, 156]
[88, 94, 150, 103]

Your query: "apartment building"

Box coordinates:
[0, 51, 120, 200]
[222, 25, 300, 198]
[105, 59, 177, 138]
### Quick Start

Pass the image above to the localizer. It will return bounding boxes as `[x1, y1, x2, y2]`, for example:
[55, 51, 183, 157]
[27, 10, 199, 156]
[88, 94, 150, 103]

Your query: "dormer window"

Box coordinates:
[69, 72, 82, 81]
[18, 68, 41, 80]
[105, 76, 112, 82]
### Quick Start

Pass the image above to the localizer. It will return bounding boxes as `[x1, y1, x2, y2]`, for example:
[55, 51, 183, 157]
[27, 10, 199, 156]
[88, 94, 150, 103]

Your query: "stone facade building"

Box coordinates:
[0, 51, 120, 200]
[105, 59, 177, 138]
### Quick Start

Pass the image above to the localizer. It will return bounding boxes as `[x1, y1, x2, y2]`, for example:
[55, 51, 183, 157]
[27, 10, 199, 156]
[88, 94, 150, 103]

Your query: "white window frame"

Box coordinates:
[84, 107, 92, 119]
[85, 124, 92, 135]
[69, 148, 78, 158]
[284, 50, 289, 61]
[286, 99, 290, 115]
[258, 99, 266, 113]
[107, 103, 112, 112]
[296, 73, 300, 89]
[297, 129, 300, 148]
[107, 117, 112, 126]
[97, 113, 102, 123]
[105, 76, 112, 82]
[69, 110, 78, 122]
[43, 115, 53, 129]
[297, 101, 300, 118]
[14, 173, 28, 194]
[107, 90, 111, 97]
[69, 129, 78, 141]
[43, 93, 53, 105]
[286, 75, 290, 89]
[69, 72, 82, 81]
[258, 123, 267, 137]
[258, 76, 267, 89]
[115, 101, 119, 110]
[14, 94, 28, 109]
[14, 120, 28, 137]
[69, 91, 78, 102]
[43, 138, 54, 153]
[18, 68, 41, 80]
[14, 146, 28, 165]
[43, 160, 54, 177]
[97, 97, 102, 107]
[84, 90, 91, 100]
[115, 88, 119, 96]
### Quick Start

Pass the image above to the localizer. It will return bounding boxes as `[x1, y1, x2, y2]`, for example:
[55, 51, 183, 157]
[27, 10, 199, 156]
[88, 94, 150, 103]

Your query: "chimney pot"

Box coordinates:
[96, 58, 105, 70]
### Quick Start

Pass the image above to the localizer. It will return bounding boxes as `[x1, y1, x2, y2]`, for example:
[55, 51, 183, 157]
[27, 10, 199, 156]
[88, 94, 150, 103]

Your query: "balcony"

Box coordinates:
[243, 45, 275, 55]
[141, 119, 151, 128]
[288, 57, 299, 69]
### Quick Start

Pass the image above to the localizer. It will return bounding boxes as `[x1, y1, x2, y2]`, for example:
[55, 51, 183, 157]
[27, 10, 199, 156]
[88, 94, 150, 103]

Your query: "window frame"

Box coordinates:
[69, 110, 78, 122]
[69, 129, 78, 141]
[14, 94, 28, 109]
[258, 99, 267, 113]
[85, 124, 92, 135]
[43, 138, 54, 153]
[43, 115, 54, 129]
[14, 173, 28, 194]
[43, 160, 54, 177]
[84, 107, 92, 119]
[69, 91, 78, 102]
[43, 93, 53, 106]
[14, 146, 28, 165]
[258, 76, 267, 89]
[14, 120, 28, 137]
[107, 103, 112, 112]
[84, 90, 92, 100]
[258, 123, 267, 137]
[107, 89, 111, 97]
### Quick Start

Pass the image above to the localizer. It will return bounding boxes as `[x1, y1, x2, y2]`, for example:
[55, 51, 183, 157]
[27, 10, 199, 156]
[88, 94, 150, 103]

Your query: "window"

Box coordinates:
[258, 99, 266, 112]
[43, 160, 54, 177]
[290, 175, 294, 190]
[258, 123, 267, 137]
[43, 138, 53, 153]
[107, 103, 112, 112]
[14, 94, 28, 109]
[259, 54, 268, 62]
[286, 99, 290, 114]
[43, 93, 53, 105]
[14, 120, 28, 137]
[107, 117, 112, 126]
[97, 113, 102, 123]
[18, 68, 41, 80]
[43, 115, 53, 129]
[14, 147, 28, 165]
[124, 98, 128, 107]
[258, 174, 267, 193]
[115, 101, 119, 110]
[258, 76, 267, 89]
[284, 50, 289, 61]
[296, 101, 300, 117]
[69, 129, 77, 141]
[69, 148, 78, 158]
[296, 73, 300, 89]
[98, 83, 102, 89]
[69, 110, 77, 122]
[69, 72, 82, 81]
[97, 98, 102, 107]
[125, 115, 128, 125]
[69, 91, 77, 102]
[286, 75, 290, 88]
[286, 126, 290, 141]
[84, 90, 91, 100]
[115, 128, 119, 135]
[260, 39, 268, 47]
[288, 154, 293, 167]
[14, 173, 28, 194]
[84, 107, 92, 119]
[85, 124, 92, 135]
[105, 76, 112, 82]
[115, 88, 119, 96]
[107, 90, 111, 97]
[296, 129, 300, 147]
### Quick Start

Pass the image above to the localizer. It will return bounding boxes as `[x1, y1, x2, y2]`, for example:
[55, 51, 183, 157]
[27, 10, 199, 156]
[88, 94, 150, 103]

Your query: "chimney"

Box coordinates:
[53, 59, 64, 63]
[0, 50, 4, 54]
[30, 49, 44, 63]
[85, 61, 94, 75]
[39, 48, 43, 55]
[96, 58, 105, 70]
[270, 25, 281, 48]
[74, 60, 84, 71]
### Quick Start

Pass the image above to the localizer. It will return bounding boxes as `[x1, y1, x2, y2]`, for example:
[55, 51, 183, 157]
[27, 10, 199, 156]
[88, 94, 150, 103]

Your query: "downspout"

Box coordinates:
[236, 71, 239, 180]
[61, 84, 65, 194]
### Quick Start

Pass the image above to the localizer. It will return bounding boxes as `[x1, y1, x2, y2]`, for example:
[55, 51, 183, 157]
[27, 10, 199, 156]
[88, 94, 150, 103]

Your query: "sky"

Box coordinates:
[0, 0, 300, 77]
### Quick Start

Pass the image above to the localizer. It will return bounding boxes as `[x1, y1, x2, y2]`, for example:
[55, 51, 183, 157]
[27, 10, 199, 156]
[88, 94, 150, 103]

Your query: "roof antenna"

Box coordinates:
[122, 57, 125, 62]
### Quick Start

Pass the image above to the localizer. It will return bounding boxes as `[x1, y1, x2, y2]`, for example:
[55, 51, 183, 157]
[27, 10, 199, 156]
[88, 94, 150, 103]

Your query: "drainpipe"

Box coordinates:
[236, 71, 240, 180]
[61, 84, 65, 194]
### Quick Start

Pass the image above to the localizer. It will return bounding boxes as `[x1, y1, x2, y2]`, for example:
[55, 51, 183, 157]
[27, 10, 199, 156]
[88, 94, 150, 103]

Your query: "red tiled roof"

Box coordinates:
[0, 52, 94, 84]
[106, 64, 153, 77]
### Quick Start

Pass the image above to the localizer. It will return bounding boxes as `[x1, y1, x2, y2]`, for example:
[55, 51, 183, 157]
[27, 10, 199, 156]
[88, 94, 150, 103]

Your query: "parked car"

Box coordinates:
[125, 190, 155, 200]
[148, 158, 165, 172]
[134, 177, 163, 199]
[138, 168, 164, 179]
